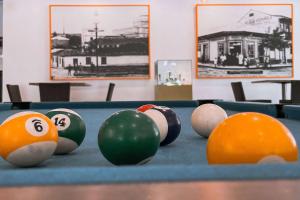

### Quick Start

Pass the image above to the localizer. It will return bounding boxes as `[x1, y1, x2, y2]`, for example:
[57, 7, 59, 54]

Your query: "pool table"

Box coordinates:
[1, 100, 300, 199]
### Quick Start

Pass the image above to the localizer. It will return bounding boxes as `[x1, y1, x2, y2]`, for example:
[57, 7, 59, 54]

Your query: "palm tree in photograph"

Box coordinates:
[262, 28, 289, 64]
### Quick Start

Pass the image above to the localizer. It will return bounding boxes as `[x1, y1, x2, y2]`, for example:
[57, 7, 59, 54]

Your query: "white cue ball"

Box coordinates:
[257, 155, 287, 164]
[144, 109, 168, 142]
[191, 104, 228, 138]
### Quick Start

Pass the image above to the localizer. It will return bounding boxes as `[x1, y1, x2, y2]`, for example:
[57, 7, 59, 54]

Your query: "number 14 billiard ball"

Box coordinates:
[46, 108, 86, 155]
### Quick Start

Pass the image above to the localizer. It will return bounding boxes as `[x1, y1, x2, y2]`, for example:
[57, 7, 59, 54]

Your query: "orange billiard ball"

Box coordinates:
[0, 111, 58, 167]
[207, 112, 298, 164]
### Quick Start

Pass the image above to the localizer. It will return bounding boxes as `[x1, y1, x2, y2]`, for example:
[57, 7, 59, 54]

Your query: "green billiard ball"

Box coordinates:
[98, 110, 160, 165]
[46, 108, 86, 154]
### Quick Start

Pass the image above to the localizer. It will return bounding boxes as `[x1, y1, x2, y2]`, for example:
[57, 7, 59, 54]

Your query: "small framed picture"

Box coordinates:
[196, 4, 294, 79]
[49, 4, 150, 80]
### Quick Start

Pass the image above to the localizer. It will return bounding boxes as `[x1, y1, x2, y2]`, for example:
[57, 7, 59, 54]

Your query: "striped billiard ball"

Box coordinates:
[46, 108, 86, 155]
[0, 111, 58, 167]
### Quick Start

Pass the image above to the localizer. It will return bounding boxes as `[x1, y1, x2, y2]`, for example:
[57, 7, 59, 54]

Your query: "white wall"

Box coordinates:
[0, 2, 3, 71]
[0, 1, 2, 37]
[3, 0, 299, 102]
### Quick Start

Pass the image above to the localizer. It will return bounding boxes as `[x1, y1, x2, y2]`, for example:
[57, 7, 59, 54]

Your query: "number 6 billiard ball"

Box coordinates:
[46, 108, 86, 155]
[0, 111, 58, 167]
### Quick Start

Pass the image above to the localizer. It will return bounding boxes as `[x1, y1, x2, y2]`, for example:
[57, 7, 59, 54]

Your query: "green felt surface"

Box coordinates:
[0, 105, 299, 186]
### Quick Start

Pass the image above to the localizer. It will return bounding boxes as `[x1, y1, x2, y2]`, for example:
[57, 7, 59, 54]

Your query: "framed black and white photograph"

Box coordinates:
[196, 4, 294, 79]
[49, 5, 150, 80]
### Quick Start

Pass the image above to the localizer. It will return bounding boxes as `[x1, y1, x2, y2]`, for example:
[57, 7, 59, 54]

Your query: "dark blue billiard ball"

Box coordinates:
[148, 106, 181, 146]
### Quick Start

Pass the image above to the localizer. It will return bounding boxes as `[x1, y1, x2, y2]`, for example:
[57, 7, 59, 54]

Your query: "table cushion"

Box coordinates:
[213, 100, 278, 117]
[30, 101, 198, 109]
[283, 105, 300, 120]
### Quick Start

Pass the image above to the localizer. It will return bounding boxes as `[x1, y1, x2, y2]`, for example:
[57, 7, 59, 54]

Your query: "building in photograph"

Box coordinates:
[51, 36, 149, 77]
[51, 14, 149, 78]
[52, 37, 148, 68]
[198, 9, 292, 67]
[52, 35, 69, 48]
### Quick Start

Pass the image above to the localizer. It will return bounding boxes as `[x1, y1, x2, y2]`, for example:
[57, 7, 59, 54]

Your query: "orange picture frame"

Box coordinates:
[195, 4, 294, 79]
[49, 4, 151, 80]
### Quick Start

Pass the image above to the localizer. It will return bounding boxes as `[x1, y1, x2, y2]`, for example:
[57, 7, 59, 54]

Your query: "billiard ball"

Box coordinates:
[139, 107, 168, 142]
[137, 104, 156, 112]
[207, 112, 298, 164]
[257, 155, 287, 164]
[151, 106, 181, 146]
[46, 108, 86, 155]
[98, 110, 160, 165]
[0, 111, 58, 167]
[191, 104, 227, 138]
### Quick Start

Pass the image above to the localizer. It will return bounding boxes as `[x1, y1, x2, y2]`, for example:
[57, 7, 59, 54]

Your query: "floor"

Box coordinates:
[0, 180, 299, 200]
